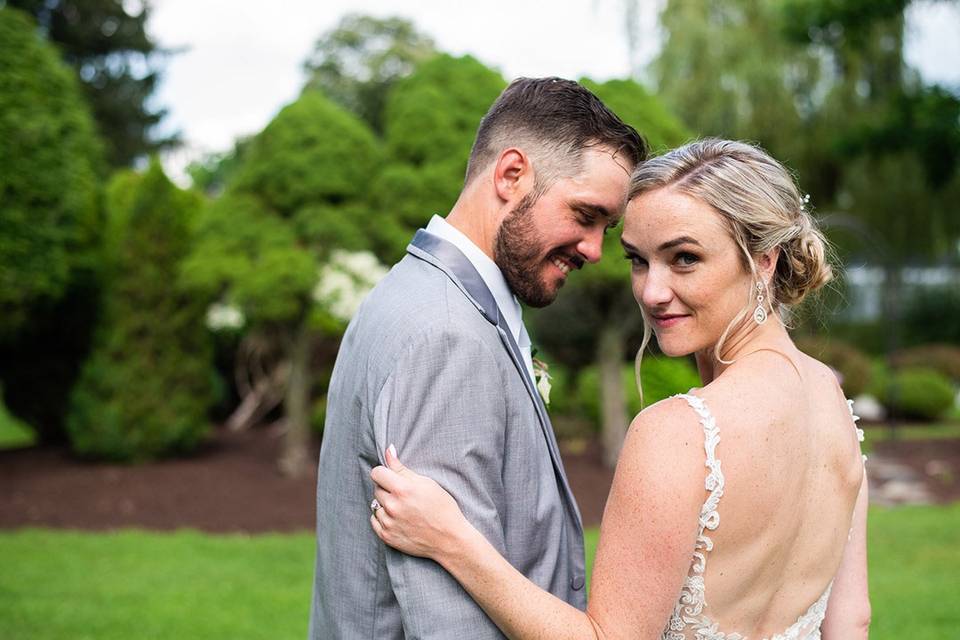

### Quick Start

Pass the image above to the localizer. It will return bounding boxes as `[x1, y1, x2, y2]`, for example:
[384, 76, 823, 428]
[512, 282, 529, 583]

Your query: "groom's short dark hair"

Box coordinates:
[464, 77, 646, 190]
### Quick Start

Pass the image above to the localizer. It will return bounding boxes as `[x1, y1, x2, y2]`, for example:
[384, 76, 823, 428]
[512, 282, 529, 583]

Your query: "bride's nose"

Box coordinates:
[639, 267, 673, 309]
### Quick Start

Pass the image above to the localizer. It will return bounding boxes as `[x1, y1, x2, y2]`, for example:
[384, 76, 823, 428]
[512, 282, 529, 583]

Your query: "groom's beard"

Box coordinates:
[494, 192, 558, 308]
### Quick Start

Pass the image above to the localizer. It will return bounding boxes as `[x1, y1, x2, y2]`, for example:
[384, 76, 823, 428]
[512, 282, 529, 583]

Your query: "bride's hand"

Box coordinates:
[369, 445, 469, 560]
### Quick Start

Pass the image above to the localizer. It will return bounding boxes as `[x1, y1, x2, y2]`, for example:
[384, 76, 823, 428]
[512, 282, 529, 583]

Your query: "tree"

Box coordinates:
[67, 161, 213, 460]
[302, 13, 437, 134]
[653, 0, 829, 193]
[371, 53, 506, 260]
[0, 7, 105, 445]
[530, 78, 692, 467]
[183, 91, 389, 476]
[0, 7, 102, 339]
[8, 0, 178, 168]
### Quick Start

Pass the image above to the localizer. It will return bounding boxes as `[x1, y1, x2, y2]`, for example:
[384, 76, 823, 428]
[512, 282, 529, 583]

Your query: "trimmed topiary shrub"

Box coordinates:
[879, 367, 955, 421]
[67, 162, 214, 461]
[794, 335, 873, 397]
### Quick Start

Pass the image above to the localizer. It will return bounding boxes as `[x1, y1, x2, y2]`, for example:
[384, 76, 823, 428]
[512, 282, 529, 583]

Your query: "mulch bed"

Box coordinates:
[0, 426, 615, 533]
[2, 427, 956, 534]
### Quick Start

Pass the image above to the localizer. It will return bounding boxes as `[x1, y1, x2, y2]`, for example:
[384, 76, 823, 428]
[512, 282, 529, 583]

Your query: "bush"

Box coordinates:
[67, 162, 214, 461]
[891, 344, 960, 383]
[0, 386, 35, 449]
[0, 8, 102, 339]
[879, 368, 955, 421]
[794, 335, 873, 397]
[575, 356, 701, 429]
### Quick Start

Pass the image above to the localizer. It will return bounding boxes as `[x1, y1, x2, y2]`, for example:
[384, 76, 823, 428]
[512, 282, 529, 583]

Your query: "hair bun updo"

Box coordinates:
[774, 207, 833, 306]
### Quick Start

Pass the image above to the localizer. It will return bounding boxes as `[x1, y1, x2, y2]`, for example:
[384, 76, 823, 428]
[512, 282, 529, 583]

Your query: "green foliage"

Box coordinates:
[67, 162, 214, 460]
[302, 13, 437, 133]
[575, 357, 701, 428]
[0, 386, 36, 450]
[184, 92, 387, 330]
[795, 335, 874, 397]
[581, 78, 690, 153]
[8, 0, 178, 167]
[878, 367, 955, 421]
[370, 54, 506, 260]
[902, 286, 960, 347]
[232, 92, 380, 216]
[653, 0, 824, 184]
[0, 7, 102, 339]
[891, 344, 960, 382]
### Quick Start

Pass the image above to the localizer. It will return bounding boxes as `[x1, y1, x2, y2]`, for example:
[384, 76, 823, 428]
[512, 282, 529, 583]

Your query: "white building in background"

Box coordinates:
[840, 265, 960, 321]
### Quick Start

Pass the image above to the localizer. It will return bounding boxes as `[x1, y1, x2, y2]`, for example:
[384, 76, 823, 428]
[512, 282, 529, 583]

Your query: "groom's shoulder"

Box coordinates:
[357, 253, 491, 340]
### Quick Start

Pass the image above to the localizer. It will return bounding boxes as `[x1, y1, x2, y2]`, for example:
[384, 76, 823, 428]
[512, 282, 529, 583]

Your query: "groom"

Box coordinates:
[309, 77, 645, 639]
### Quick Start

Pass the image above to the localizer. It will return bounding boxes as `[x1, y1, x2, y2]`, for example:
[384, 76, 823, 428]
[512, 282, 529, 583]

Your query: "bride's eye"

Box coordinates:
[675, 252, 699, 267]
[624, 252, 647, 268]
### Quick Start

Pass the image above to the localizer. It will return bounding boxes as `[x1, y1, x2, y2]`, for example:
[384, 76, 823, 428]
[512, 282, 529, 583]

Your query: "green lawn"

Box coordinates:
[2, 505, 958, 639]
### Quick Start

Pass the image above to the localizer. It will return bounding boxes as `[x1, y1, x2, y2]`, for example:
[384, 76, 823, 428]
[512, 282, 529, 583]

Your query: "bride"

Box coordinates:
[368, 139, 871, 639]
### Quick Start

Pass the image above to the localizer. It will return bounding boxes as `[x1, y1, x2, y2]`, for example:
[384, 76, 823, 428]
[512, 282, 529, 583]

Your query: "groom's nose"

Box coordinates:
[576, 226, 605, 264]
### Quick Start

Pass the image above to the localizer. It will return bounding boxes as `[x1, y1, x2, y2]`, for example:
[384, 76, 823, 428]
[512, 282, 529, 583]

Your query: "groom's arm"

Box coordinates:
[373, 325, 509, 639]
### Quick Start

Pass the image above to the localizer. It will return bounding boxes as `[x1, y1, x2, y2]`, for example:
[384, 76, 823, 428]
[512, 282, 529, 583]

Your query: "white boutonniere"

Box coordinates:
[532, 355, 552, 406]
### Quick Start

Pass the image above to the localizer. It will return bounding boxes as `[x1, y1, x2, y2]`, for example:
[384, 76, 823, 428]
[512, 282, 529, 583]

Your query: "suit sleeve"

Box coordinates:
[373, 325, 510, 639]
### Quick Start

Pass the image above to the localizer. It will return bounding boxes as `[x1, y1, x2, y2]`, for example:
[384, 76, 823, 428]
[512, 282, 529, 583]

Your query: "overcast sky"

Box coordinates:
[149, 0, 960, 181]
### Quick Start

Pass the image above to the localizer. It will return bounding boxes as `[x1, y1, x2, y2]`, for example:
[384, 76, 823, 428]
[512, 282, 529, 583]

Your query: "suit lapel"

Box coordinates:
[408, 230, 584, 532]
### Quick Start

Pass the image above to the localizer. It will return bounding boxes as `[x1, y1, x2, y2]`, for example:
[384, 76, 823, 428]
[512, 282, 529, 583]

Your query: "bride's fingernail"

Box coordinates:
[388, 444, 397, 458]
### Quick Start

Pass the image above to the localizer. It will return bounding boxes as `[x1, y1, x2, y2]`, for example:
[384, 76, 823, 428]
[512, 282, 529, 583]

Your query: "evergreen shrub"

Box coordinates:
[67, 162, 214, 460]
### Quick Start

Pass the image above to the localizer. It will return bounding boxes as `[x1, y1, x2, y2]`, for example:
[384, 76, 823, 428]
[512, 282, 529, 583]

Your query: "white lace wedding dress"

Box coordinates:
[661, 394, 865, 640]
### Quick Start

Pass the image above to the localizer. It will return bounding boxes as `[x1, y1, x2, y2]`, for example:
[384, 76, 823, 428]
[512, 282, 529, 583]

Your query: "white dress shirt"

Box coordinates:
[425, 215, 536, 381]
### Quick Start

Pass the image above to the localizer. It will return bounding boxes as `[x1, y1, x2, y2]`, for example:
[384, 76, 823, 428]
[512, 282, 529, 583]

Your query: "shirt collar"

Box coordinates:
[425, 215, 527, 347]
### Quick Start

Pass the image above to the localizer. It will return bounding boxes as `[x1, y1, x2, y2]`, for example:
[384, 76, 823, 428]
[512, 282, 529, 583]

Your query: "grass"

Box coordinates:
[0, 529, 316, 640]
[1, 505, 958, 639]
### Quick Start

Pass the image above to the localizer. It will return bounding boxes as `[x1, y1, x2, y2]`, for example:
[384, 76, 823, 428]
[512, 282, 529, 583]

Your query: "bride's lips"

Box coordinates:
[651, 313, 688, 328]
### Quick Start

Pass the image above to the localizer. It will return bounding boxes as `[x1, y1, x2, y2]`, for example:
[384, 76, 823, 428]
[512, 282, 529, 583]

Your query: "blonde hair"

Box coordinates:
[628, 139, 833, 391]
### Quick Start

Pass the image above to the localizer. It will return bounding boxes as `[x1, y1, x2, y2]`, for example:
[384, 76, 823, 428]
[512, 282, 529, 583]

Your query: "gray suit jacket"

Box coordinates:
[309, 230, 586, 639]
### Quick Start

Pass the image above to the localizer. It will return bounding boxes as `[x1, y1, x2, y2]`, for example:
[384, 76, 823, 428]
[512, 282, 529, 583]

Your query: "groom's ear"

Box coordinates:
[493, 147, 533, 204]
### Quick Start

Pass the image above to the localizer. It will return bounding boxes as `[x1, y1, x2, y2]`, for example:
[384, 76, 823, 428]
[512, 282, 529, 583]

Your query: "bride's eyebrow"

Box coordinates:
[658, 236, 702, 251]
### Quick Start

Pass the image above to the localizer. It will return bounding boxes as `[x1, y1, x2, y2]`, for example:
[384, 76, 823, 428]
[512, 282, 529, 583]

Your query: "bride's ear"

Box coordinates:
[755, 247, 780, 284]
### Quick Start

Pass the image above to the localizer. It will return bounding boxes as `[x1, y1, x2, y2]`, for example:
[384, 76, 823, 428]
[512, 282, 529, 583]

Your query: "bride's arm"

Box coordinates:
[820, 470, 871, 639]
[370, 400, 703, 640]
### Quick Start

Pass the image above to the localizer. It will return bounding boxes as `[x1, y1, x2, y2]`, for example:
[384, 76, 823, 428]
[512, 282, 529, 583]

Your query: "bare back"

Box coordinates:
[665, 349, 864, 639]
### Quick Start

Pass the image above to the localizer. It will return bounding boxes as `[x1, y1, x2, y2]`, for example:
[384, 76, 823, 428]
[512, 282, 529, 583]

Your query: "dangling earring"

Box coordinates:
[753, 281, 768, 325]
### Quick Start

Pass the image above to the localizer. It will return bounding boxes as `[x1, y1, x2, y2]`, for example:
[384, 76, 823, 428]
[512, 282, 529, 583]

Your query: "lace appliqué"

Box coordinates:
[662, 393, 726, 640]
[847, 399, 867, 464]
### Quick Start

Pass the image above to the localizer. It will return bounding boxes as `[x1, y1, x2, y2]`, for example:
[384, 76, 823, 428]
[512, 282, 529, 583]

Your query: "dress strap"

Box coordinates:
[675, 393, 725, 535]
[847, 399, 868, 464]
[662, 393, 728, 638]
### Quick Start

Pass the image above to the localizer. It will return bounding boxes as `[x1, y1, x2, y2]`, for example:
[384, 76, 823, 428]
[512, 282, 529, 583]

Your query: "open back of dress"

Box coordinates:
[660, 394, 865, 640]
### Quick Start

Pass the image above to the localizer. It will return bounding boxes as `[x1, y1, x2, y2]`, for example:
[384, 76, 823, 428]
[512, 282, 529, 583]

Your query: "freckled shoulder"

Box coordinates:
[621, 396, 708, 485]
